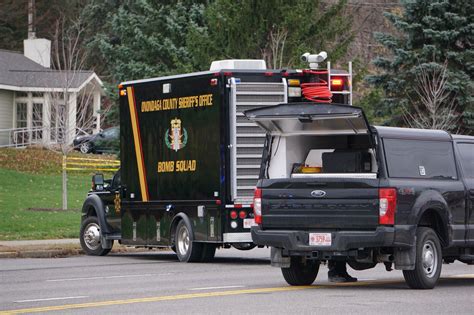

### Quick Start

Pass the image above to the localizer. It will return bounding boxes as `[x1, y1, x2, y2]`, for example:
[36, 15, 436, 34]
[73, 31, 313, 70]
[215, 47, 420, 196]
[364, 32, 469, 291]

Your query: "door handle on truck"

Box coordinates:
[469, 189, 474, 197]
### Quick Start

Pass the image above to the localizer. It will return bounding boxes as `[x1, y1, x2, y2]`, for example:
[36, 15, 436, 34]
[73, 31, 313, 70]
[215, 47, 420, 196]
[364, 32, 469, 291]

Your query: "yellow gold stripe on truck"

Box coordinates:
[126, 86, 149, 202]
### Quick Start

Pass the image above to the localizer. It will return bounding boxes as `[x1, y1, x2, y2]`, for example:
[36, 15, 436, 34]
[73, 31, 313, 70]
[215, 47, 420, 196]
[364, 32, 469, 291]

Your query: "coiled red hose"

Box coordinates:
[301, 70, 332, 103]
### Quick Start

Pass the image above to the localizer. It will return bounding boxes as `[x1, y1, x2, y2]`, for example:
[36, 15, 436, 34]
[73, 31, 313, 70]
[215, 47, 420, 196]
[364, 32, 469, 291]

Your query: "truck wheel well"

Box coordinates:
[84, 206, 97, 218]
[418, 209, 447, 247]
[170, 217, 182, 246]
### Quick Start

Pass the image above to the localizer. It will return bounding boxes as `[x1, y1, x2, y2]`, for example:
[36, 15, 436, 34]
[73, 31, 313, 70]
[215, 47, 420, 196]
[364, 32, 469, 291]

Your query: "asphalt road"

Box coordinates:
[0, 248, 473, 314]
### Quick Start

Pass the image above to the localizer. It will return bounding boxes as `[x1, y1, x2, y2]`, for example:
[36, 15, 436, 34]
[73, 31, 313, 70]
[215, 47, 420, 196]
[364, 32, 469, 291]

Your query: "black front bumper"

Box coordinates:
[251, 225, 399, 252]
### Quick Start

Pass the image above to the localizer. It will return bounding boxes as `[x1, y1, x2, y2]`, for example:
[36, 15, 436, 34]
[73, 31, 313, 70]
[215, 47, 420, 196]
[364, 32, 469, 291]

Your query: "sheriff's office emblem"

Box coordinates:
[165, 118, 188, 151]
[114, 193, 121, 214]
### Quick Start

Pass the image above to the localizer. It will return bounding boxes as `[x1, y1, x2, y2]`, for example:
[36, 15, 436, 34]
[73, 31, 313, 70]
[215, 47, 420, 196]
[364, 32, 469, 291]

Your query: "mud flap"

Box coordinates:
[394, 243, 416, 270]
[271, 247, 290, 268]
[101, 236, 113, 249]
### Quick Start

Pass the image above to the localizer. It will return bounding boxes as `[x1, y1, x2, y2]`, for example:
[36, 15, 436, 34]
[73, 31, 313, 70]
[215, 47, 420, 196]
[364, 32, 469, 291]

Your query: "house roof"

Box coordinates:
[0, 49, 102, 92]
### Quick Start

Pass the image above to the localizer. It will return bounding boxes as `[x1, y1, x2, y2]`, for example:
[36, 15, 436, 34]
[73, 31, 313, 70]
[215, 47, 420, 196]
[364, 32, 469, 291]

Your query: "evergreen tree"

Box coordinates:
[187, 0, 352, 69]
[84, 0, 206, 82]
[82, 0, 206, 123]
[367, 0, 474, 133]
[83, 0, 353, 124]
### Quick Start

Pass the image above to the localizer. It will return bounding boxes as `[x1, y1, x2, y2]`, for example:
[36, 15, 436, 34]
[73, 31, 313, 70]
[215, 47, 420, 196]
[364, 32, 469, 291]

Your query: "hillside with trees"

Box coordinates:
[0, 0, 472, 133]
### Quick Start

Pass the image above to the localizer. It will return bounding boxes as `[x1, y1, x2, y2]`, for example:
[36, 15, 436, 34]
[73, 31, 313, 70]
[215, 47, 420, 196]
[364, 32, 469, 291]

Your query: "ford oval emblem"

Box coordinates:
[311, 190, 326, 198]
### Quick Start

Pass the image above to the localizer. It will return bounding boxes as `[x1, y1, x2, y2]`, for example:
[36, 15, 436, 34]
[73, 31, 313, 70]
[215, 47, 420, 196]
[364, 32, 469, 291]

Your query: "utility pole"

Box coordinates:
[28, 0, 36, 39]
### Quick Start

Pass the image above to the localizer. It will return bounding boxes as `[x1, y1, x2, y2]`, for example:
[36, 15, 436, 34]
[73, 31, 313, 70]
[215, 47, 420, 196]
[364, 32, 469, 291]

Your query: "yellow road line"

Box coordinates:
[0, 286, 312, 314]
[2, 275, 472, 314]
[446, 274, 474, 279]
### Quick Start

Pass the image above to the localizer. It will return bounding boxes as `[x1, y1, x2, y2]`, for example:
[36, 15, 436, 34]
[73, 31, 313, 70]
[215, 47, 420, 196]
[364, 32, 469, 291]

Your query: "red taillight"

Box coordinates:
[230, 210, 238, 220]
[210, 78, 218, 86]
[330, 77, 344, 91]
[379, 188, 397, 225]
[239, 210, 247, 219]
[253, 188, 262, 224]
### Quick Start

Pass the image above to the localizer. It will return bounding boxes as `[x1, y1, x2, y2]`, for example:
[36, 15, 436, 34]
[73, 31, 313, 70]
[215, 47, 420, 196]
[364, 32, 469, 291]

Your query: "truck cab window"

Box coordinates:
[383, 139, 457, 179]
[111, 171, 121, 189]
[457, 143, 474, 178]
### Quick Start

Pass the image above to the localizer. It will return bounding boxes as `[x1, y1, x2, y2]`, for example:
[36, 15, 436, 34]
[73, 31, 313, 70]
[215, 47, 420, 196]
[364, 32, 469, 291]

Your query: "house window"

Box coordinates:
[16, 92, 28, 98]
[32, 103, 43, 140]
[50, 104, 66, 142]
[15, 102, 28, 145]
[16, 102, 27, 128]
[32, 92, 44, 98]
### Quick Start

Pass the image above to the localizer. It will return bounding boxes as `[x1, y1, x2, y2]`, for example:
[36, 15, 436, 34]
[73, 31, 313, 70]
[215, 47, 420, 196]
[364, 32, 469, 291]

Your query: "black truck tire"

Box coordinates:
[281, 257, 320, 286]
[80, 216, 112, 256]
[175, 219, 203, 262]
[79, 142, 92, 154]
[403, 227, 442, 289]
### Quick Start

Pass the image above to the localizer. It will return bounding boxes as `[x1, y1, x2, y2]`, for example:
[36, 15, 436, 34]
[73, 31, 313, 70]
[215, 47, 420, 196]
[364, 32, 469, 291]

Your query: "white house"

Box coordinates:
[0, 38, 102, 147]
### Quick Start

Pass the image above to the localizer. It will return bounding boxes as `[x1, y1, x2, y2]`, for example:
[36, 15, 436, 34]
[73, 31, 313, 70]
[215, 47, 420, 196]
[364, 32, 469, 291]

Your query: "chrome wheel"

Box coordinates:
[177, 224, 190, 257]
[422, 240, 438, 278]
[80, 142, 91, 154]
[174, 219, 203, 262]
[83, 222, 101, 251]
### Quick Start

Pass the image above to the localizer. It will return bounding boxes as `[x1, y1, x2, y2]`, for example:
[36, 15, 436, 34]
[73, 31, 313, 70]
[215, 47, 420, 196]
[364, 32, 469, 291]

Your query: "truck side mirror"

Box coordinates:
[92, 174, 104, 191]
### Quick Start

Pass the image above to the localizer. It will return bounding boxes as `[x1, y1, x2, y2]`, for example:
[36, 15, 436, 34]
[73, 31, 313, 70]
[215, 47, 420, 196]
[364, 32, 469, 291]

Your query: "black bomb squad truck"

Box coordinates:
[79, 53, 353, 262]
[245, 104, 474, 289]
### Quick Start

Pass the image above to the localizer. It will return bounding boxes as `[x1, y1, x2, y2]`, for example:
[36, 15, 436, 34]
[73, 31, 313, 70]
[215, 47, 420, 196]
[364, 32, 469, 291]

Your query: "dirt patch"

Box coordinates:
[0, 243, 154, 258]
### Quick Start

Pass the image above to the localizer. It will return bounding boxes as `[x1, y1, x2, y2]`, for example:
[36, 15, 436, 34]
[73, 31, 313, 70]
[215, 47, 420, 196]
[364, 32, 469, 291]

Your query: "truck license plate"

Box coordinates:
[309, 233, 332, 246]
[243, 218, 257, 229]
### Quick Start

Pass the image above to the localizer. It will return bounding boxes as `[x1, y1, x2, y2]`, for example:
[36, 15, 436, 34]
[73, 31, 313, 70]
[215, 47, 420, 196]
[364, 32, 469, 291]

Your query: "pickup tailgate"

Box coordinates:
[260, 178, 380, 230]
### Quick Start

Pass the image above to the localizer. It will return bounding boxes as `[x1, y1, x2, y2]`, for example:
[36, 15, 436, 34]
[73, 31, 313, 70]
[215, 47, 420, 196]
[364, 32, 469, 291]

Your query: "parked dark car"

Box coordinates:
[73, 127, 119, 154]
[245, 103, 474, 289]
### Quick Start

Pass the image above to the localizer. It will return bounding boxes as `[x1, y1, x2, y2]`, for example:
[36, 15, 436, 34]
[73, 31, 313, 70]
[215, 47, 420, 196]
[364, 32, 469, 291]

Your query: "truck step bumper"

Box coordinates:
[251, 226, 396, 252]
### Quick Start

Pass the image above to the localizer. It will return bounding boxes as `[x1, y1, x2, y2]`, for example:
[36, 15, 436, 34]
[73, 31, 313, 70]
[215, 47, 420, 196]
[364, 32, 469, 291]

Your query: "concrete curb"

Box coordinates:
[0, 249, 82, 259]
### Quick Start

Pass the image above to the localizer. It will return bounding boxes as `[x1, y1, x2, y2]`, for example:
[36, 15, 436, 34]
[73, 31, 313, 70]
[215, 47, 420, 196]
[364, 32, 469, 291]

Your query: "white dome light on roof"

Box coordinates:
[210, 59, 267, 71]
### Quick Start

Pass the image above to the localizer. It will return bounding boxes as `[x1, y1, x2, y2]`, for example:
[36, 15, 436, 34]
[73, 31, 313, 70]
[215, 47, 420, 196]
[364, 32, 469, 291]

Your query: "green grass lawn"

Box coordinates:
[0, 168, 92, 240]
[0, 148, 117, 240]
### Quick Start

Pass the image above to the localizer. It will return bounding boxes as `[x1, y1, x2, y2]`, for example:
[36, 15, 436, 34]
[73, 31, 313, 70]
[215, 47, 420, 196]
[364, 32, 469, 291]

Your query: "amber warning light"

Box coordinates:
[330, 77, 345, 91]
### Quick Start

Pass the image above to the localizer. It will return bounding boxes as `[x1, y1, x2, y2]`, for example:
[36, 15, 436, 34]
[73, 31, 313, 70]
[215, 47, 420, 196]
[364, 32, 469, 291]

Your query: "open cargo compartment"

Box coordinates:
[245, 103, 380, 230]
[245, 103, 379, 180]
[265, 134, 378, 179]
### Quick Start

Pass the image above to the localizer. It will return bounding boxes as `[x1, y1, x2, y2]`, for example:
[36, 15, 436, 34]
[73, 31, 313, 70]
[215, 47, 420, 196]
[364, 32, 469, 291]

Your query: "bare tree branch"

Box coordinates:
[43, 13, 107, 210]
[403, 60, 459, 131]
[261, 25, 288, 69]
